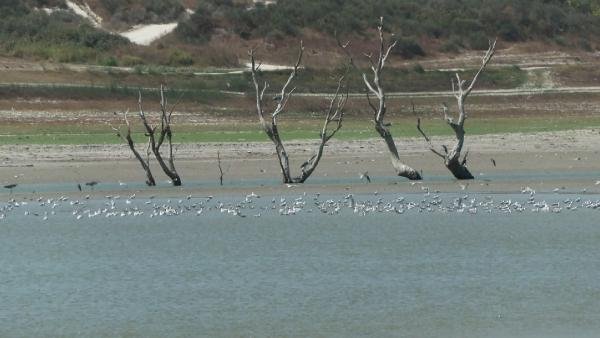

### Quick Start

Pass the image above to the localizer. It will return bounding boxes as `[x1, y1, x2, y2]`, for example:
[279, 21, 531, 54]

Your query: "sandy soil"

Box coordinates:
[41, 1, 178, 46]
[65, 0, 103, 27]
[1, 130, 599, 196]
[119, 23, 179, 46]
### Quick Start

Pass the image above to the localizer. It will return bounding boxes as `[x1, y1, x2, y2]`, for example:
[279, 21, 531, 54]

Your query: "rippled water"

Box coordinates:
[1, 192, 600, 337]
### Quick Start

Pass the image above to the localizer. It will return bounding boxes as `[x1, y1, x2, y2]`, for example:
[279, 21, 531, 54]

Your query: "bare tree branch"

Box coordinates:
[416, 39, 497, 179]
[340, 17, 421, 180]
[365, 91, 378, 115]
[465, 39, 497, 97]
[111, 110, 156, 186]
[135, 89, 182, 186]
[417, 118, 446, 159]
[298, 76, 349, 181]
[250, 42, 347, 183]
[335, 32, 358, 71]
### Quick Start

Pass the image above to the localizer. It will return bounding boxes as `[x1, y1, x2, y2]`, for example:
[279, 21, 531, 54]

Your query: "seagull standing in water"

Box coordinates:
[360, 172, 371, 183]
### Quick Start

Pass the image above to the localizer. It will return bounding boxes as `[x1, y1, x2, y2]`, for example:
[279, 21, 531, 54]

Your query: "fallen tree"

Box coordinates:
[250, 42, 348, 184]
[417, 39, 497, 180]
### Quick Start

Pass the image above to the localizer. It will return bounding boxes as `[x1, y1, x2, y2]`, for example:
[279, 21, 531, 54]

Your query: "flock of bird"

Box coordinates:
[2, 185, 600, 221]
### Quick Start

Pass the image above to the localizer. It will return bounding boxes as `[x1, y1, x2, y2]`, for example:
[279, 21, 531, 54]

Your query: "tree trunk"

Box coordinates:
[126, 137, 156, 186]
[137, 88, 183, 187]
[275, 143, 293, 184]
[446, 157, 474, 180]
[152, 149, 182, 186]
[112, 114, 157, 186]
[250, 45, 346, 185]
[341, 18, 423, 181]
[376, 124, 422, 180]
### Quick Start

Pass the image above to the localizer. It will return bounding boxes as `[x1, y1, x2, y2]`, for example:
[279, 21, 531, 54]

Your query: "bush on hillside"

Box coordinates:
[174, 0, 600, 52]
[0, 8, 128, 63]
[100, 0, 184, 24]
[176, 5, 216, 43]
[392, 38, 425, 59]
[168, 49, 194, 66]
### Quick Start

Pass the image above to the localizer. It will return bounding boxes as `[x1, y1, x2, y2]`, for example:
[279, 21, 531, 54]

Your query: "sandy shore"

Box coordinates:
[1, 129, 599, 196]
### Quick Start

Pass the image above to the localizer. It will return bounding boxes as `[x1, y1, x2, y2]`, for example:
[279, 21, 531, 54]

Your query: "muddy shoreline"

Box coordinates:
[0, 130, 598, 197]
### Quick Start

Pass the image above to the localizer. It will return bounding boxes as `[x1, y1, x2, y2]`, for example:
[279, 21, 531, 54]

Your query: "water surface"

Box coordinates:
[1, 192, 600, 337]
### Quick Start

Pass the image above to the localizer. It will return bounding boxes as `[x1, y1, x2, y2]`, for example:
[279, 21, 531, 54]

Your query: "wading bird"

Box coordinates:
[85, 181, 98, 190]
[4, 184, 17, 194]
[360, 172, 371, 183]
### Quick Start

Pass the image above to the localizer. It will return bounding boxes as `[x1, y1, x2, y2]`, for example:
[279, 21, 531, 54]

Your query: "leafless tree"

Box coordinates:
[217, 151, 224, 186]
[249, 42, 348, 184]
[137, 85, 182, 186]
[111, 110, 156, 186]
[339, 18, 422, 180]
[113, 86, 182, 186]
[417, 39, 497, 180]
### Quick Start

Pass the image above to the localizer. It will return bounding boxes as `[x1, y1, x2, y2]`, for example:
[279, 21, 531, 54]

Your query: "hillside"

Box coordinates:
[0, 0, 199, 65]
[0, 0, 129, 64]
[176, 0, 600, 55]
[1, 0, 600, 68]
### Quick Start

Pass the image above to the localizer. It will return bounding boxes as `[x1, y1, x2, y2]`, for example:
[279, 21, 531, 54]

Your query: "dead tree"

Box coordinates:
[138, 85, 182, 186]
[217, 151, 224, 186]
[339, 18, 422, 180]
[417, 39, 497, 180]
[249, 43, 347, 184]
[111, 110, 156, 186]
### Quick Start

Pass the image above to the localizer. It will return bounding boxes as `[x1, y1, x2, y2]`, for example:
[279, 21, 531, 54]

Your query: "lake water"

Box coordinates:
[1, 192, 600, 337]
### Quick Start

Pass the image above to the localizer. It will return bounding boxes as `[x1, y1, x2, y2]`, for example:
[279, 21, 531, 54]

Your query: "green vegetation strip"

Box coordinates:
[0, 64, 526, 98]
[0, 117, 598, 145]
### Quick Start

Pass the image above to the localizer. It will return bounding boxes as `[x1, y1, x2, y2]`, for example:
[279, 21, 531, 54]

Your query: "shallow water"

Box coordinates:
[6, 169, 600, 194]
[1, 192, 600, 337]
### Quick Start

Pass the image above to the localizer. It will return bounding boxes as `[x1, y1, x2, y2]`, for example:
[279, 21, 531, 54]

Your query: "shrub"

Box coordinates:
[100, 56, 118, 67]
[100, 0, 184, 24]
[176, 0, 600, 54]
[467, 32, 491, 50]
[411, 63, 425, 73]
[168, 49, 194, 66]
[121, 55, 145, 67]
[0, 9, 128, 63]
[579, 38, 593, 51]
[440, 36, 462, 53]
[0, 0, 29, 17]
[497, 21, 522, 41]
[52, 46, 96, 63]
[176, 6, 215, 43]
[553, 35, 568, 46]
[392, 37, 425, 59]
